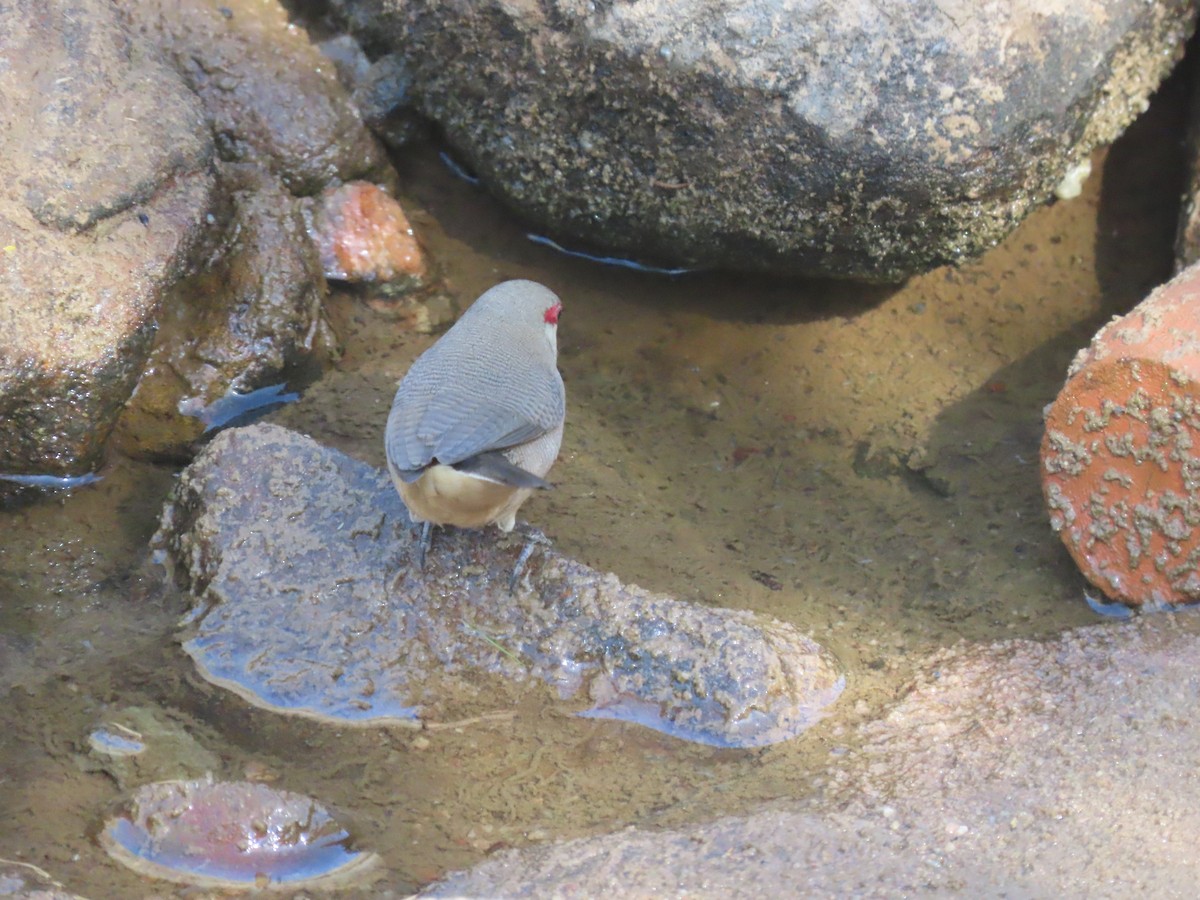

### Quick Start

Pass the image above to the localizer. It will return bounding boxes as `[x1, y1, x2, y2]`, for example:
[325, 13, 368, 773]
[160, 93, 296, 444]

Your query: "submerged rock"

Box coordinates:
[76, 706, 222, 790]
[0, 862, 88, 900]
[329, 0, 1194, 280]
[154, 424, 843, 748]
[100, 777, 377, 891]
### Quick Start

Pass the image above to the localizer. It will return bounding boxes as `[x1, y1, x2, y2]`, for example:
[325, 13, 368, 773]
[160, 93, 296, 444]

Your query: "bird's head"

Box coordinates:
[469, 279, 563, 356]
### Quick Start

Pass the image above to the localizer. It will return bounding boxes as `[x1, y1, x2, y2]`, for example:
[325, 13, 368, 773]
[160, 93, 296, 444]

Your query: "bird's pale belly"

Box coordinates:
[394, 464, 532, 532]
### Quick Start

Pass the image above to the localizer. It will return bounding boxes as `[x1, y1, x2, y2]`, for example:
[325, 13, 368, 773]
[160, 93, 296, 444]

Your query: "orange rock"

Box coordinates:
[1042, 261, 1200, 606]
[308, 181, 427, 283]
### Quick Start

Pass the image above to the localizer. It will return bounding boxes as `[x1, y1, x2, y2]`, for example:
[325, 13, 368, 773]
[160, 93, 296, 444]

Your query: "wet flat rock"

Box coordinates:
[154, 424, 842, 747]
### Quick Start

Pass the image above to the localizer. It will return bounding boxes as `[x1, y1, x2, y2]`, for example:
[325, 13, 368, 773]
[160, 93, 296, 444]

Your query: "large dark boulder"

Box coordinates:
[328, 0, 1195, 280]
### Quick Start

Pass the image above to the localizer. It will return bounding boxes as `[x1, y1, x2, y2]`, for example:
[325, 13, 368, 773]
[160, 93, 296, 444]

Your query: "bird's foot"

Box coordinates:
[508, 525, 551, 593]
[390, 521, 432, 595]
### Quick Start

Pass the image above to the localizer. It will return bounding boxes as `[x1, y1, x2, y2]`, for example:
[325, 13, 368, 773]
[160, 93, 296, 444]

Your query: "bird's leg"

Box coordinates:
[414, 520, 433, 571]
[508, 541, 539, 592]
[508, 524, 551, 593]
[392, 521, 432, 593]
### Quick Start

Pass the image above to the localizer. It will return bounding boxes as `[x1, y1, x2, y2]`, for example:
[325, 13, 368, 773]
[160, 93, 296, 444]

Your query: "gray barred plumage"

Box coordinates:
[384, 280, 566, 543]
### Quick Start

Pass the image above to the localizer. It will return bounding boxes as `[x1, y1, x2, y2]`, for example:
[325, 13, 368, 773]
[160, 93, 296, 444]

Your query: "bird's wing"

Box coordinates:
[385, 379, 437, 479]
[423, 353, 564, 465]
[386, 348, 565, 476]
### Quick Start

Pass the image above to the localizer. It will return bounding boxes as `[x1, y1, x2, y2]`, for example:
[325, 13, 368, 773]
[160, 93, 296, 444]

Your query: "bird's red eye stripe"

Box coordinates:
[544, 301, 562, 325]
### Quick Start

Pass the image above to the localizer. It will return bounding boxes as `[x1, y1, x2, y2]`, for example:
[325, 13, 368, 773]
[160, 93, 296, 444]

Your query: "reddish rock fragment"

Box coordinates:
[1041, 261, 1200, 606]
[307, 181, 427, 285]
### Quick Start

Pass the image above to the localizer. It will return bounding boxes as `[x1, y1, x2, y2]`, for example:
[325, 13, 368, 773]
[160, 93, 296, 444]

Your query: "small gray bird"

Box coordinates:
[385, 280, 565, 566]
